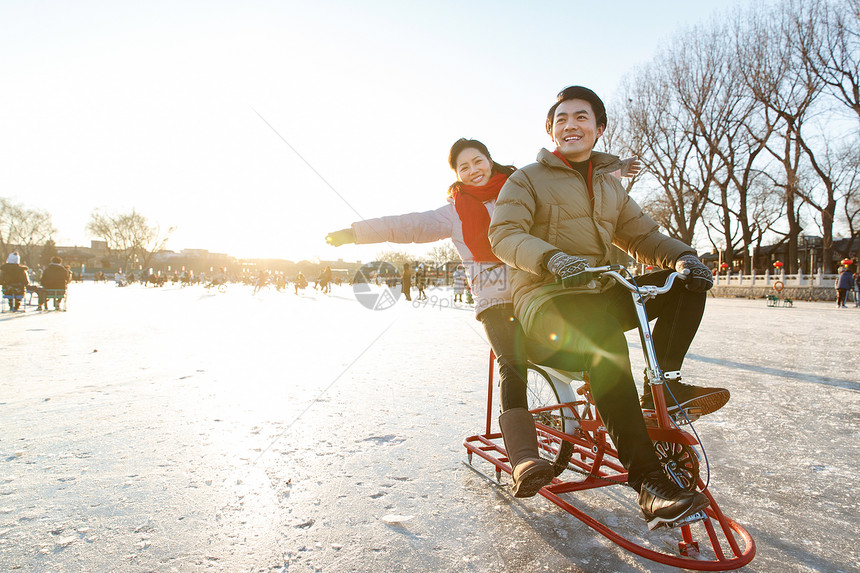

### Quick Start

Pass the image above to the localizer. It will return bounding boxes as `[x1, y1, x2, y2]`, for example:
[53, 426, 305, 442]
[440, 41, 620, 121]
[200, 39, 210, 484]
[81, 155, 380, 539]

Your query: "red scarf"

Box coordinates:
[451, 172, 508, 263]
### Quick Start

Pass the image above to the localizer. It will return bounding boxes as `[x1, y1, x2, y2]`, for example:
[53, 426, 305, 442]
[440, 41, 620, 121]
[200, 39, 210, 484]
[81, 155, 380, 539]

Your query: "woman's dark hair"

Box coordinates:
[545, 85, 607, 135]
[447, 138, 516, 195]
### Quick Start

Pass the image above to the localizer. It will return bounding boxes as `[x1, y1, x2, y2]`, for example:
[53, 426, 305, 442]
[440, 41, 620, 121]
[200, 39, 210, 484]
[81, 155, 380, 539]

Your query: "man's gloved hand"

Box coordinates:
[325, 228, 356, 247]
[546, 251, 592, 287]
[675, 254, 713, 292]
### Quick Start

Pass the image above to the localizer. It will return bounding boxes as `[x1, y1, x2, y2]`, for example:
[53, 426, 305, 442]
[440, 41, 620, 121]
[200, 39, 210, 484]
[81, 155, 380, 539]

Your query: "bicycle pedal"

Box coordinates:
[648, 510, 707, 531]
[642, 407, 703, 427]
[672, 408, 702, 425]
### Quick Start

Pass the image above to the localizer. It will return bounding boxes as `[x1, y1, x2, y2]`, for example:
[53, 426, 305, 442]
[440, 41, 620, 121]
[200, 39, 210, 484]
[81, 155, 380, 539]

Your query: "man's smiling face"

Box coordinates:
[551, 98, 604, 163]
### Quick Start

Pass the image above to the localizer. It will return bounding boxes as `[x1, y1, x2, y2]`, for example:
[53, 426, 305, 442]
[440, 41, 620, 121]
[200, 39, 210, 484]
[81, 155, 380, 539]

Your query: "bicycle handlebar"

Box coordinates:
[585, 265, 687, 296]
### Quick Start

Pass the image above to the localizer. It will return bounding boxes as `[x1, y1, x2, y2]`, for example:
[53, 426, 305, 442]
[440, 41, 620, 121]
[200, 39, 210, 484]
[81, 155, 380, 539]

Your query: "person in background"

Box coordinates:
[415, 264, 427, 300]
[1, 252, 29, 311]
[835, 266, 854, 308]
[38, 256, 71, 310]
[452, 264, 466, 303]
[852, 270, 859, 307]
[318, 265, 333, 294]
[294, 271, 308, 294]
[400, 263, 412, 301]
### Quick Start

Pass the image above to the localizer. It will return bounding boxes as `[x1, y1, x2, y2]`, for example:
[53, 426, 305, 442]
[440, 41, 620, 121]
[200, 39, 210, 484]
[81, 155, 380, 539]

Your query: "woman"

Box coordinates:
[835, 266, 854, 308]
[326, 138, 637, 497]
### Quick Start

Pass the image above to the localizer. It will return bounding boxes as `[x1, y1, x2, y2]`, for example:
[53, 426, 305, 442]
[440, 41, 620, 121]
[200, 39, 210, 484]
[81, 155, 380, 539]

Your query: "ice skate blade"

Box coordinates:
[647, 509, 707, 531]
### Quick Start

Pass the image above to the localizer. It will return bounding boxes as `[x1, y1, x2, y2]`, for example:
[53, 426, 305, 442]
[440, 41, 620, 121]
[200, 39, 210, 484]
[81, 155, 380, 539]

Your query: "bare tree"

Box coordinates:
[784, 0, 859, 271]
[86, 209, 173, 273]
[669, 20, 787, 272]
[837, 139, 860, 258]
[0, 197, 55, 266]
[667, 24, 748, 267]
[599, 104, 642, 194]
[746, 173, 788, 264]
[797, 0, 860, 122]
[739, 2, 824, 272]
[425, 240, 461, 268]
[0, 198, 19, 260]
[620, 66, 710, 246]
[374, 249, 415, 272]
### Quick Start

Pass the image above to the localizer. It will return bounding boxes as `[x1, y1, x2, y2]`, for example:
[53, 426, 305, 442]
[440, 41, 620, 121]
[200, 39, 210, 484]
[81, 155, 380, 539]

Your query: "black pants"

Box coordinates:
[479, 304, 529, 413]
[836, 289, 848, 307]
[527, 271, 706, 490]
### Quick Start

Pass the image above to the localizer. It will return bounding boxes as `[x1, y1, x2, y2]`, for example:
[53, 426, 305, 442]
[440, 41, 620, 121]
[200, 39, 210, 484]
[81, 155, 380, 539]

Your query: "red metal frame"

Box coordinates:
[464, 350, 755, 570]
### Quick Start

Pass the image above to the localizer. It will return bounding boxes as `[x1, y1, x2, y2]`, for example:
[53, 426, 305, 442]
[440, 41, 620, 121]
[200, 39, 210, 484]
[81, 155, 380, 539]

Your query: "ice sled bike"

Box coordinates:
[463, 267, 755, 570]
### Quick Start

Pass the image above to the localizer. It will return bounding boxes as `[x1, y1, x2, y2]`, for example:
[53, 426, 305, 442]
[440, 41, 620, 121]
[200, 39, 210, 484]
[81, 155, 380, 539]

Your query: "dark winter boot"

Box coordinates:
[641, 376, 729, 419]
[499, 408, 554, 498]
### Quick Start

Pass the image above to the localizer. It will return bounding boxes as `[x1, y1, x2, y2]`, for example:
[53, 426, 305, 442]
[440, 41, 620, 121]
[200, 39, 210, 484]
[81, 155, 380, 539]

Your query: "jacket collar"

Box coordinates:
[537, 148, 622, 175]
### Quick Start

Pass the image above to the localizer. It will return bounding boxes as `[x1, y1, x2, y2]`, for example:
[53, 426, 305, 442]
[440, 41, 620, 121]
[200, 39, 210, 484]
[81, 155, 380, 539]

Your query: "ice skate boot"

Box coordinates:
[638, 469, 710, 531]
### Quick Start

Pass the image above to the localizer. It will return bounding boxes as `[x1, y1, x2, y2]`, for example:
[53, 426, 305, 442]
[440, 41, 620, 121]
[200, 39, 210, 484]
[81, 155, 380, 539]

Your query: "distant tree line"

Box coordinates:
[0, 197, 54, 266]
[604, 0, 859, 273]
[1, 198, 172, 271]
[85, 209, 173, 274]
[375, 242, 462, 271]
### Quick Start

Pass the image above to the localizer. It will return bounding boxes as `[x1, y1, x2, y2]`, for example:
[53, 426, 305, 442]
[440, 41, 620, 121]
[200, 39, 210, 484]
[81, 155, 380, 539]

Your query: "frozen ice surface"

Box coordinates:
[1, 282, 858, 572]
[380, 514, 415, 524]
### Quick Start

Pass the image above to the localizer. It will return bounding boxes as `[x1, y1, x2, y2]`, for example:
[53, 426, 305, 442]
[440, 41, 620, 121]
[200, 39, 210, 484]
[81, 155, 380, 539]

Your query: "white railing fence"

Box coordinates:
[712, 270, 841, 287]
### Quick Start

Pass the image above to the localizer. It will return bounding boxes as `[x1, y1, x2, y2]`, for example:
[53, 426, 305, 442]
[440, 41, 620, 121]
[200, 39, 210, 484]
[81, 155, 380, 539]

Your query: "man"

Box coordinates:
[489, 85, 729, 529]
[39, 256, 71, 310]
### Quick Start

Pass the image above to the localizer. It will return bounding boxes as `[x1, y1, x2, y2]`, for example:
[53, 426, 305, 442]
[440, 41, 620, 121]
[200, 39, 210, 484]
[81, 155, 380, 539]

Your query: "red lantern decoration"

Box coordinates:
[840, 258, 852, 266]
[645, 265, 654, 271]
[720, 262, 729, 269]
[773, 261, 784, 269]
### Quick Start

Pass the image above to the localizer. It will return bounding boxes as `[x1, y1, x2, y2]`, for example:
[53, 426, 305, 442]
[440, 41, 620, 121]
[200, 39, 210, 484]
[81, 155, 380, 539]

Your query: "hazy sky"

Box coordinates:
[1, 0, 751, 263]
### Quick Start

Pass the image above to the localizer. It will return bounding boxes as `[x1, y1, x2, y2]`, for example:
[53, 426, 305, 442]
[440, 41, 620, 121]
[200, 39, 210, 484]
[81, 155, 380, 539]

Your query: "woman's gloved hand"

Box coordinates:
[619, 156, 642, 178]
[325, 228, 356, 247]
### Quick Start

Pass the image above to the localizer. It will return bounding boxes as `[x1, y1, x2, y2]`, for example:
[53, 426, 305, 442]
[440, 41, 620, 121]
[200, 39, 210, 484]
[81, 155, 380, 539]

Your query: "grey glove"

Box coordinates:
[675, 254, 713, 292]
[325, 228, 356, 247]
[620, 156, 642, 178]
[546, 251, 592, 287]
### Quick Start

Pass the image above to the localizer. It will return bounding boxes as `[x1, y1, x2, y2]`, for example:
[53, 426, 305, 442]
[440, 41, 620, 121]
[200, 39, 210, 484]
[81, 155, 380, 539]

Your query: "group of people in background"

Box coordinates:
[835, 266, 859, 308]
[1, 251, 70, 311]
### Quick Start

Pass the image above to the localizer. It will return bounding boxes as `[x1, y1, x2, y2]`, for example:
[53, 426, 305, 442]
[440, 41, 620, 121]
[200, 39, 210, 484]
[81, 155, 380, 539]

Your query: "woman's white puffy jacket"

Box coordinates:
[351, 198, 512, 318]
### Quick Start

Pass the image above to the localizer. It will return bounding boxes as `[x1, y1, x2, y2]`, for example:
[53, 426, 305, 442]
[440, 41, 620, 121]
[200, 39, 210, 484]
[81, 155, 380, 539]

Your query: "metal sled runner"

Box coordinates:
[463, 268, 755, 570]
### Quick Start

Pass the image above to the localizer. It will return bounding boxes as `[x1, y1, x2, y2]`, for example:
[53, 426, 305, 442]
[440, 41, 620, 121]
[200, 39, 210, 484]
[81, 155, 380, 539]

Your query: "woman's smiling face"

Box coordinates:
[455, 147, 492, 187]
